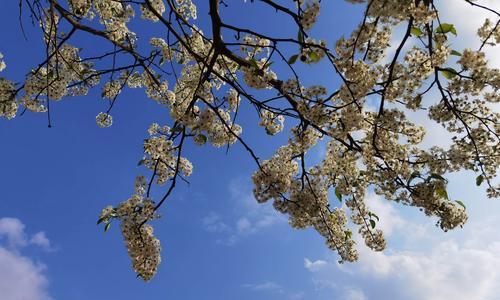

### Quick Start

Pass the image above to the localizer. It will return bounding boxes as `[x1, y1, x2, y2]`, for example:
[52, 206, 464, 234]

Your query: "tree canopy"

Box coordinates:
[1, 0, 499, 281]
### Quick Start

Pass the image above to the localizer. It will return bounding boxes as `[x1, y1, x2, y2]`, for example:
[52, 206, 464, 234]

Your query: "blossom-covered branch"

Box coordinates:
[1, 0, 499, 281]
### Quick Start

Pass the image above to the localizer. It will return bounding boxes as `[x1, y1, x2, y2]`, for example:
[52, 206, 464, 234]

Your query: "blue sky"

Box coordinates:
[1, 1, 500, 300]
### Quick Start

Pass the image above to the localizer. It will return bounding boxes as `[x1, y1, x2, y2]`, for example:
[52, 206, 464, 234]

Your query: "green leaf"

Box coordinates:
[104, 222, 111, 232]
[369, 212, 380, 222]
[435, 187, 449, 200]
[414, 95, 422, 108]
[297, 30, 304, 43]
[429, 173, 447, 182]
[171, 125, 183, 133]
[455, 200, 466, 209]
[309, 51, 320, 62]
[288, 54, 299, 65]
[264, 61, 274, 68]
[97, 217, 106, 225]
[441, 68, 458, 80]
[345, 230, 352, 239]
[335, 189, 342, 202]
[137, 159, 145, 166]
[370, 219, 376, 229]
[411, 27, 424, 37]
[436, 23, 457, 35]
[196, 134, 207, 145]
[476, 175, 484, 186]
[450, 50, 462, 56]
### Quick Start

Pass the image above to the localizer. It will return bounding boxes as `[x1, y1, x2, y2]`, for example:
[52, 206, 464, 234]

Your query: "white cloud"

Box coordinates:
[344, 288, 367, 300]
[0, 218, 53, 251]
[202, 178, 285, 245]
[242, 281, 284, 293]
[0, 218, 27, 248]
[30, 232, 52, 251]
[351, 238, 500, 300]
[438, 0, 500, 66]
[304, 258, 327, 272]
[236, 217, 252, 233]
[364, 194, 406, 237]
[303, 198, 500, 300]
[0, 218, 52, 300]
[201, 212, 230, 233]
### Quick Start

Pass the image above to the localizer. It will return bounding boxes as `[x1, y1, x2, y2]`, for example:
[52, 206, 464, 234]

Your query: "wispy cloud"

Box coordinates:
[30, 232, 52, 251]
[242, 281, 284, 293]
[304, 258, 327, 272]
[202, 212, 230, 234]
[201, 177, 285, 245]
[344, 288, 367, 300]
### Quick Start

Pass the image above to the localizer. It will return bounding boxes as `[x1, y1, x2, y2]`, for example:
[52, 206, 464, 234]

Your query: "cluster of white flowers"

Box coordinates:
[0, 53, 6, 72]
[408, 1, 437, 24]
[478, 19, 500, 45]
[0, 78, 17, 119]
[240, 35, 270, 59]
[225, 89, 240, 111]
[150, 37, 173, 62]
[142, 126, 193, 184]
[68, 0, 93, 18]
[102, 80, 122, 100]
[242, 59, 277, 89]
[93, 0, 136, 43]
[175, 0, 197, 20]
[147, 123, 170, 136]
[99, 192, 161, 281]
[259, 110, 285, 135]
[300, 1, 320, 30]
[410, 181, 468, 231]
[96, 112, 113, 127]
[141, 0, 165, 22]
[299, 38, 326, 64]
[17, 44, 100, 116]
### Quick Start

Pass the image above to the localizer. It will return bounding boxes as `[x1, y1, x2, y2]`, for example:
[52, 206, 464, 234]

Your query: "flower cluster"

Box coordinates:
[96, 112, 113, 127]
[141, 0, 165, 22]
[240, 35, 270, 59]
[300, 1, 320, 30]
[99, 192, 161, 281]
[478, 19, 500, 45]
[299, 38, 327, 64]
[242, 59, 277, 89]
[259, 110, 285, 135]
[0, 53, 6, 72]
[175, 0, 197, 20]
[0, 78, 16, 119]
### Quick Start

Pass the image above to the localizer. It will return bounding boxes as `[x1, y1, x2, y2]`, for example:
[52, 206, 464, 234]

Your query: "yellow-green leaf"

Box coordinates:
[436, 23, 457, 36]
[411, 27, 423, 37]
[435, 187, 449, 200]
[455, 200, 466, 209]
[335, 188, 342, 202]
[441, 68, 458, 80]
